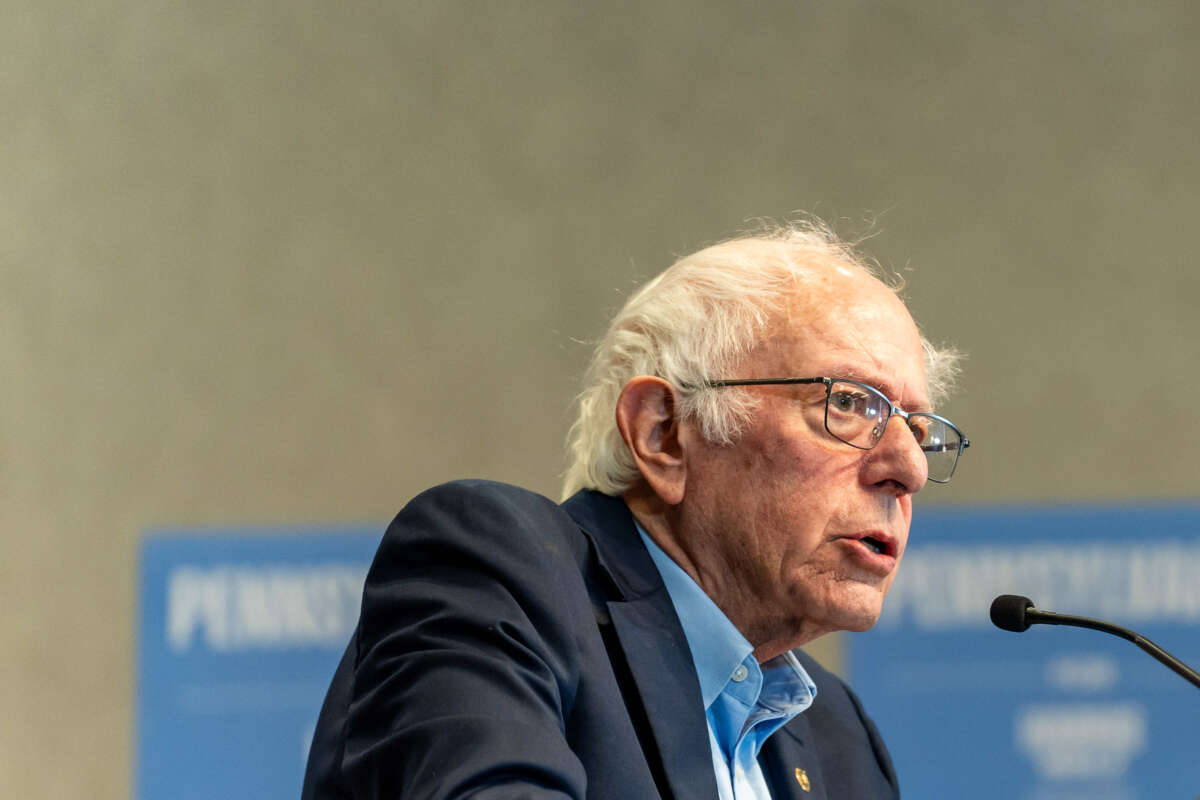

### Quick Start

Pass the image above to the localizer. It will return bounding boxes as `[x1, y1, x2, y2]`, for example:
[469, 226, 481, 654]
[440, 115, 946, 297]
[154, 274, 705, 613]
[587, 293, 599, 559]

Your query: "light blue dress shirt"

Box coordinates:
[636, 525, 818, 800]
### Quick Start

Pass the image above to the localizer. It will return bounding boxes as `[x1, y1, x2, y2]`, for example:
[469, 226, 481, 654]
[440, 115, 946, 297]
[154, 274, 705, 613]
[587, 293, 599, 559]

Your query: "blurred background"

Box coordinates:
[5, 2, 1200, 797]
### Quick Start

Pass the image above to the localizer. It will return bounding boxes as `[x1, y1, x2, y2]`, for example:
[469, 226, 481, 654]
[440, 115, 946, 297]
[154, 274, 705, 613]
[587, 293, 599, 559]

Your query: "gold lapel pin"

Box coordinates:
[794, 767, 811, 792]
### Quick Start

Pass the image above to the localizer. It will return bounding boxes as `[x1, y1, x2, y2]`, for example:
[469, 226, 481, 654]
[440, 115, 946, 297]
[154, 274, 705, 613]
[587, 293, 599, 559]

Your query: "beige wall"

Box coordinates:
[6, 3, 1200, 796]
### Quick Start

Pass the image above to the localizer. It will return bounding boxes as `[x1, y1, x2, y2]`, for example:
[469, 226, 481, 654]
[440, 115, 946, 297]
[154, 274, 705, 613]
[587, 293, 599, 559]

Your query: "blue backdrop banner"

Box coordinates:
[137, 526, 381, 800]
[848, 505, 1200, 800]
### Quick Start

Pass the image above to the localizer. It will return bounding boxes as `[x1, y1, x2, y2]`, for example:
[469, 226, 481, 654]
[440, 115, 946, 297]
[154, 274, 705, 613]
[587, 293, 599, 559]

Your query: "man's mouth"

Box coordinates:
[836, 532, 898, 575]
[843, 532, 896, 558]
[861, 536, 886, 555]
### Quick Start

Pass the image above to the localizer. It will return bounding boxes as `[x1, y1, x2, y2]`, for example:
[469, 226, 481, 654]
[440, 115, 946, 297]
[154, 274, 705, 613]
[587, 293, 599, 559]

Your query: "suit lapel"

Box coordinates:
[758, 715, 828, 800]
[607, 596, 717, 800]
[563, 491, 718, 800]
[563, 492, 837, 800]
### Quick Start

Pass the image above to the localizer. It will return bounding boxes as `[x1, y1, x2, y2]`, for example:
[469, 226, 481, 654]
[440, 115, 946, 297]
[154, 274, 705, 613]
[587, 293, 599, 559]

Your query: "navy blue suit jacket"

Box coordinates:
[302, 480, 899, 799]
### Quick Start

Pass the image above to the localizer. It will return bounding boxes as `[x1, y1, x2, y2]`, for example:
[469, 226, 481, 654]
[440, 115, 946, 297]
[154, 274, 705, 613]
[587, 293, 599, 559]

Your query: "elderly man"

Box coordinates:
[303, 223, 966, 799]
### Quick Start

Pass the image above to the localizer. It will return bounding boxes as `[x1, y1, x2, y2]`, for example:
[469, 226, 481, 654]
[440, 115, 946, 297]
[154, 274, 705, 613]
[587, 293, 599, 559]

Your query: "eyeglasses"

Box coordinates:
[692, 376, 969, 484]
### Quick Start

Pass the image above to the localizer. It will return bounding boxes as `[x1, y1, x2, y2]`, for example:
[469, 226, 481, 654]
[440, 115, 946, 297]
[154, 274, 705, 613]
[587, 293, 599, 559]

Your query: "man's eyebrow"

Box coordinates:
[822, 367, 932, 411]
[819, 365, 881, 387]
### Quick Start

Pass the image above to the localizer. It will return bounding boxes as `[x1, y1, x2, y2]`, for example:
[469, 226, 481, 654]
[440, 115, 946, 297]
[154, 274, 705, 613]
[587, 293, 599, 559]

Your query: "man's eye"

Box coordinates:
[830, 391, 869, 414]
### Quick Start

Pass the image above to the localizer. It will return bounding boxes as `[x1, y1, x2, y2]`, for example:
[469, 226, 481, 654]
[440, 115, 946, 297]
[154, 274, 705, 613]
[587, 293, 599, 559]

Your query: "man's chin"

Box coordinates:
[826, 590, 885, 633]
[839, 614, 881, 633]
[783, 581, 887, 640]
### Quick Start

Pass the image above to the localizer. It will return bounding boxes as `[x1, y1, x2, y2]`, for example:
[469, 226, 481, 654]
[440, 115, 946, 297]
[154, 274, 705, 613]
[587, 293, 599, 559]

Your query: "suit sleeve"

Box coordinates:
[341, 482, 589, 800]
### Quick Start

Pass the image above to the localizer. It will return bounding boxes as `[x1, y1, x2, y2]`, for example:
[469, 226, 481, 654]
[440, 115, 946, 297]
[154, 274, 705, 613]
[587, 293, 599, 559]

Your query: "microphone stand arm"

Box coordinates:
[1026, 608, 1200, 690]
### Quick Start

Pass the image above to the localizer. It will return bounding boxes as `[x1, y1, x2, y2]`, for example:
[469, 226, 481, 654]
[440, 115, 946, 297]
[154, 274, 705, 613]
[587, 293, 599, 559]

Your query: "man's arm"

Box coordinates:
[333, 481, 591, 799]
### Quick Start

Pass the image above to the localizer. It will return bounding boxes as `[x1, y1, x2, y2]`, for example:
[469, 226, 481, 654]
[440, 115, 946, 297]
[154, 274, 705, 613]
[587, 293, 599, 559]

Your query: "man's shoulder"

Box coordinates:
[406, 478, 560, 513]
[393, 479, 572, 533]
[393, 479, 630, 548]
[357, 480, 608, 667]
[373, 479, 582, 561]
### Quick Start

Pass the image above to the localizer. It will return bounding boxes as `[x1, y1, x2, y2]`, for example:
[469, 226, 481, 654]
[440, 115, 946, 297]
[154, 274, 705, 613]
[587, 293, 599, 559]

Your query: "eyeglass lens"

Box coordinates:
[824, 381, 962, 482]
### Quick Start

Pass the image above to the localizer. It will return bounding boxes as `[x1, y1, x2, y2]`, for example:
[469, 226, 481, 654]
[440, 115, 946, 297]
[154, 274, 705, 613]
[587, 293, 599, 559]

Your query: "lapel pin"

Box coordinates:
[794, 767, 811, 792]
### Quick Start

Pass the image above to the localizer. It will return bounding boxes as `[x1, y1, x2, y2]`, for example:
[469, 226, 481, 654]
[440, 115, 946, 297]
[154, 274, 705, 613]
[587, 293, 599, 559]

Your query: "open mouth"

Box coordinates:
[861, 536, 887, 556]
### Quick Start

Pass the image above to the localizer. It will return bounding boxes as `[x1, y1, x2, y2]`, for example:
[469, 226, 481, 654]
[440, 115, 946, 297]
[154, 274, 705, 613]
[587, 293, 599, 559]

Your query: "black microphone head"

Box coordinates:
[990, 594, 1035, 632]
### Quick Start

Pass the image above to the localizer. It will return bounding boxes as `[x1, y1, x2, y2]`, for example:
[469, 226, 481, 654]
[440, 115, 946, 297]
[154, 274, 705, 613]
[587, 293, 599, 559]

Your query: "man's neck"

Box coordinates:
[622, 487, 829, 661]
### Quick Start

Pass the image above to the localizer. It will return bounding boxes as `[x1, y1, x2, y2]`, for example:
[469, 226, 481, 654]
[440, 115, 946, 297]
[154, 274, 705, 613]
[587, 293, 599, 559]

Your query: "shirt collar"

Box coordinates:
[636, 522, 755, 709]
[760, 651, 819, 712]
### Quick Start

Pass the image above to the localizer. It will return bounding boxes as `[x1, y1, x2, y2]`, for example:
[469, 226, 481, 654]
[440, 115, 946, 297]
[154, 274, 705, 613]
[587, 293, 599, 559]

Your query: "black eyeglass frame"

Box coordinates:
[690, 376, 970, 484]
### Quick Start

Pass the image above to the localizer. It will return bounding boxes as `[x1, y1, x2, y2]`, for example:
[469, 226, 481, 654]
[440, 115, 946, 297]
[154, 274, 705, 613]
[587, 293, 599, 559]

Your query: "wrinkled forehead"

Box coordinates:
[753, 262, 929, 405]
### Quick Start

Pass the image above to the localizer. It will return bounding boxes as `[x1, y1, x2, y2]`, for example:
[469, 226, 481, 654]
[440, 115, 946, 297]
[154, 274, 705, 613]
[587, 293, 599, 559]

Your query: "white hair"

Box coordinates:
[561, 221, 961, 499]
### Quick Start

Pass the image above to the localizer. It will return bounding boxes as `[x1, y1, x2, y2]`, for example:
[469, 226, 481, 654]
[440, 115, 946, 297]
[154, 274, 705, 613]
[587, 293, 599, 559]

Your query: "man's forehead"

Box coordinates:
[781, 255, 888, 303]
[752, 272, 929, 405]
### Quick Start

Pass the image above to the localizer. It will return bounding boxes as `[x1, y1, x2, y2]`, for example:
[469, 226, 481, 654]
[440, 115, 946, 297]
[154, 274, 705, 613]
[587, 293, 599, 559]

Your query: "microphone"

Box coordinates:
[990, 594, 1200, 690]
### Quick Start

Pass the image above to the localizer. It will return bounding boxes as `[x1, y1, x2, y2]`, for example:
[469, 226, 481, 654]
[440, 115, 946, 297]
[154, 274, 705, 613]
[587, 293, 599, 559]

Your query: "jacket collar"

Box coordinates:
[561, 489, 718, 800]
[562, 490, 833, 800]
[560, 489, 662, 600]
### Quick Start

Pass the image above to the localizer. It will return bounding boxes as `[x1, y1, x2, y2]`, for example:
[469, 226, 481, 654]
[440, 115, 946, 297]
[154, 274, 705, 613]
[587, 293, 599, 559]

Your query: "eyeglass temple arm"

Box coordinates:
[688, 377, 829, 389]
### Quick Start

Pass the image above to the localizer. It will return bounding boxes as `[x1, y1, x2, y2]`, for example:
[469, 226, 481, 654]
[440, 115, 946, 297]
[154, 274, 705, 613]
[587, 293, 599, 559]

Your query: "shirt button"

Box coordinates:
[731, 664, 749, 683]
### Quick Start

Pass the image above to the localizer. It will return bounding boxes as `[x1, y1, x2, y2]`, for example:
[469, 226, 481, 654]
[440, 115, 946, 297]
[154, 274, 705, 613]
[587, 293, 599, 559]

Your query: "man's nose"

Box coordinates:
[863, 414, 929, 494]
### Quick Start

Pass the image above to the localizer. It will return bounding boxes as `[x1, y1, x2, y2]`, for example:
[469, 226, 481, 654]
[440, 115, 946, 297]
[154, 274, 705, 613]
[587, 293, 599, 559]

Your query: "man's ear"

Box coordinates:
[615, 376, 686, 506]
